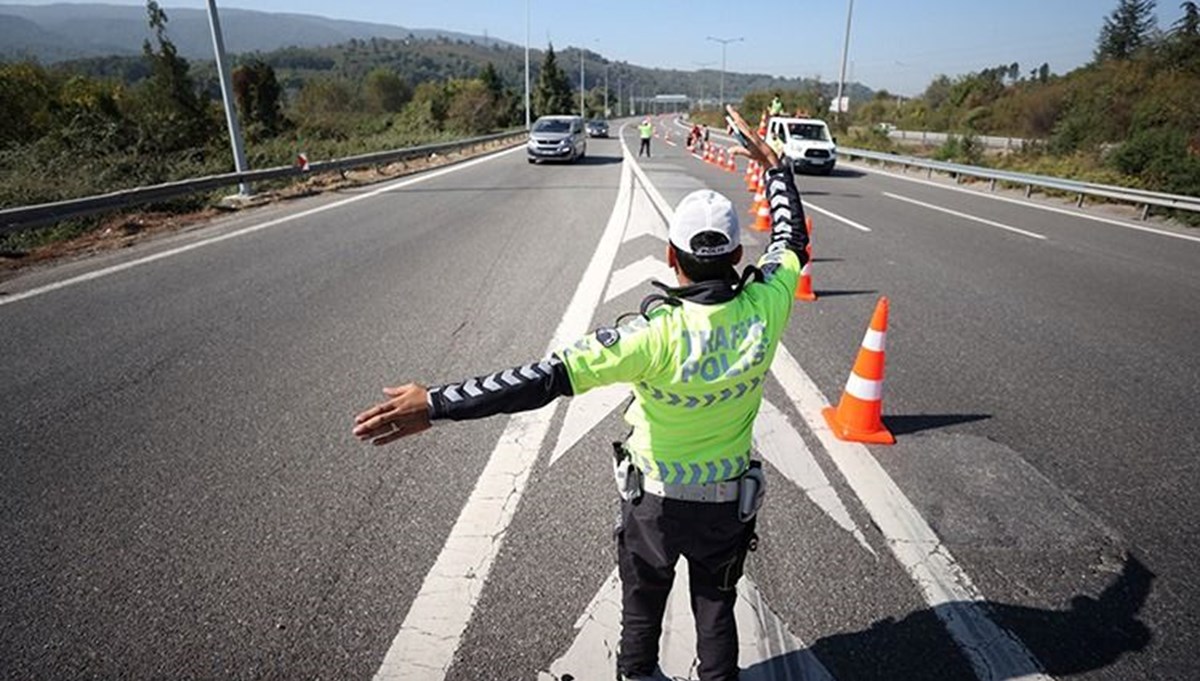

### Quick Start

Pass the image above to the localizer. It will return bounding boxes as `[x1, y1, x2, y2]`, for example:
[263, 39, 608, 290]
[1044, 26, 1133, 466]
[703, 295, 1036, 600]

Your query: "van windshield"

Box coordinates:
[533, 119, 572, 133]
[787, 123, 830, 141]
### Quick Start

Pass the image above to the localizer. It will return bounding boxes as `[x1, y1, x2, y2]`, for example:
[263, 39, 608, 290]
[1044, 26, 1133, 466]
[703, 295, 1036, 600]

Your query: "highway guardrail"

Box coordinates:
[839, 147, 1200, 220]
[0, 130, 526, 235]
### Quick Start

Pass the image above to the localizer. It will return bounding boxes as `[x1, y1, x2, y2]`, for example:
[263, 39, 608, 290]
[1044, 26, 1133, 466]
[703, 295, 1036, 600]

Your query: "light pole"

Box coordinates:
[692, 60, 714, 111]
[835, 0, 855, 123]
[205, 0, 249, 195]
[524, 0, 530, 129]
[579, 48, 585, 116]
[706, 35, 743, 109]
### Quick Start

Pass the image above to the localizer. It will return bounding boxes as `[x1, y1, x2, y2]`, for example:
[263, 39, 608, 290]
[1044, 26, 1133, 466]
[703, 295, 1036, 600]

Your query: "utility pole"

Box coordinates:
[706, 36, 743, 109]
[579, 49, 585, 116]
[524, 0, 531, 128]
[205, 0, 249, 195]
[835, 0, 855, 124]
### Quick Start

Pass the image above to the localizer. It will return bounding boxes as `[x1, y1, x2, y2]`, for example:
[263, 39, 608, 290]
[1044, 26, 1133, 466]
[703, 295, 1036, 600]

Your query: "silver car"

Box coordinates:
[527, 115, 587, 163]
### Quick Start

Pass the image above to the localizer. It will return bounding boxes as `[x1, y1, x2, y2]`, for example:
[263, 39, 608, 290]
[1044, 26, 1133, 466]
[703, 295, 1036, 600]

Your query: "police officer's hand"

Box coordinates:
[725, 104, 781, 169]
[353, 383, 431, 445]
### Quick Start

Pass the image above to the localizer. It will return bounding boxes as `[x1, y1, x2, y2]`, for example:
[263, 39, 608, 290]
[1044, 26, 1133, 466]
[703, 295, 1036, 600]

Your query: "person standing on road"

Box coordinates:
[352, 105, 809, 681]
[770, 93, 784, 116]
[638, 118, 654, 157]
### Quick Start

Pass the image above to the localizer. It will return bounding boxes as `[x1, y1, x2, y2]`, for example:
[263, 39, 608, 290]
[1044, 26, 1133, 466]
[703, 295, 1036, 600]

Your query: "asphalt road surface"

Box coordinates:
[2, 119, 1197, 680]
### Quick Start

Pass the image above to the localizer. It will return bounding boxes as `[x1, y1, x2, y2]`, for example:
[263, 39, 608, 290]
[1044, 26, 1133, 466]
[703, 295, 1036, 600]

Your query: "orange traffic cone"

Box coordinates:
[757, 112, 768, 138]
[748, 188, 765, 215]
[822, 298, 895, 444]
[725, 152, 737, 173]
[745, 160, 758, 190]
[753, 201, 771, 232]
[794, 262, 817, 301]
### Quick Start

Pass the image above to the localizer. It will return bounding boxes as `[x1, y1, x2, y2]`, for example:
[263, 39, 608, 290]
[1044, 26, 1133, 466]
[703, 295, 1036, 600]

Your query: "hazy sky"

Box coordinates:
[3, 0, 1190, 95]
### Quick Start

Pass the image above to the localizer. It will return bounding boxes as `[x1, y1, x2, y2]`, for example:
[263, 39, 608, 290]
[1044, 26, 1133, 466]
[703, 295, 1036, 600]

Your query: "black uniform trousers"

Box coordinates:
[639, 137, 651, 156]
[616, 493, 755, 681]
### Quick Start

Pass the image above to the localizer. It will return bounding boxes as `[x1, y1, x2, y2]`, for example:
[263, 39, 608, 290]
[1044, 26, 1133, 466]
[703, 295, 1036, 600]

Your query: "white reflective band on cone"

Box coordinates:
[845, 373, 884, 401]
[861, 329, 886, 353]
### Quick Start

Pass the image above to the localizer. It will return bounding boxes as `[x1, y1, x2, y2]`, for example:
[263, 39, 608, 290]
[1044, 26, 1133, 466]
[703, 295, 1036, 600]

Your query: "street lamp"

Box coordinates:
[706, 35, 743, 109]
[835, 0, 855, 123]
[579, 47, 585, 116]
[692, 60, 714, 111]
[524, 0, 530, 129]
[205, 0, 250, 195]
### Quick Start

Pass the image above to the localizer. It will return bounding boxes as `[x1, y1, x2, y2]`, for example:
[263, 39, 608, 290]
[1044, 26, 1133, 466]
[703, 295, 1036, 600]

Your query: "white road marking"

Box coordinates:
[883, 191, 1047, 240]
[622, 181, 669, 244]
[768, 344, 1051, 681]
[0, 146, 526, 308]
[540, 567, 834, 681]
[754, 399, 875, 556]
[851, 161, 1200, 244]
[550, 384, 631, 466]
[604, 255, 674, 303]
[803, 202, 873, 233]
[374, 139, 636, 681]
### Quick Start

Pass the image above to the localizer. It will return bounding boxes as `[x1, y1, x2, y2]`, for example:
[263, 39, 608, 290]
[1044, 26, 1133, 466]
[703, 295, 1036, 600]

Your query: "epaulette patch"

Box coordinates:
[595, 326, 621, 348]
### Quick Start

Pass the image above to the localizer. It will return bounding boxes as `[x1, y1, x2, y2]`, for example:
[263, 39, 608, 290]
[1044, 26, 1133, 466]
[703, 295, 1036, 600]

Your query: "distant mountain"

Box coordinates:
[0, 3, 513, 62]
[0, 3, 874, 106]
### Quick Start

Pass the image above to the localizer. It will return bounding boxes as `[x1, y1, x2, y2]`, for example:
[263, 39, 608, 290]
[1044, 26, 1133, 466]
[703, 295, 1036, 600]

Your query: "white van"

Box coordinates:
[767, 117, 838, 175]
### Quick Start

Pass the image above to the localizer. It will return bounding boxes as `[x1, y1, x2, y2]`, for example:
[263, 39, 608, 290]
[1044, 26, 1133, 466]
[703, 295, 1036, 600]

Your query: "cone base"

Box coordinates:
[795, 290, 817, 302]
[822, 406, 895, 445]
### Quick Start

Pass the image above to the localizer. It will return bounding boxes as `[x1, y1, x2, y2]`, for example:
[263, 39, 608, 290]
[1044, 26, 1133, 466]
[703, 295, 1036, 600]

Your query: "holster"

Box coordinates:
[611, 442, 643, 503]
[738, 460, 766, 523]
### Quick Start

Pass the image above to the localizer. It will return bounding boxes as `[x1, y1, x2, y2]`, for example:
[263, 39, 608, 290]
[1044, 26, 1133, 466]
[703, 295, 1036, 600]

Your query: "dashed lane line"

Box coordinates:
[883, 191, 1047, 240]
[848, 161, 1200, 244]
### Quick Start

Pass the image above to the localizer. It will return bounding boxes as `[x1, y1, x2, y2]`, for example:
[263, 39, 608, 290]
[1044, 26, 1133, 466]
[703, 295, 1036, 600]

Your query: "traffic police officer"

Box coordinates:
[638, 118, 654, 157]
[353, 106, 809, 681]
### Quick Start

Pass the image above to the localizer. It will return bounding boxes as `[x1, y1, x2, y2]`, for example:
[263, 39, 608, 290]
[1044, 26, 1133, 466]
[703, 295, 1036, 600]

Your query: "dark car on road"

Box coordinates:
[585, 119, 610, 138]
[527, 115, 587, 164]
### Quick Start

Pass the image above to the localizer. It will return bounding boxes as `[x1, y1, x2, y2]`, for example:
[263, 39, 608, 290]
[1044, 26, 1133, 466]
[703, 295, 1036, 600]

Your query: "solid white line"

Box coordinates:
[884, 191, 1047, 240]
[850, 161, 1200, 244]
[0, 146, 525, 308]
[805, 201, 873, 232]
[373, 133, 635, 681]
[769, 344, 1052, 681]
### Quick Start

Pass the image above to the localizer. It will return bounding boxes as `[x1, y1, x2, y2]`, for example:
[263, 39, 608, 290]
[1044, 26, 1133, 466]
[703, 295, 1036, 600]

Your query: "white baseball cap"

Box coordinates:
[668, 189, 740, 257]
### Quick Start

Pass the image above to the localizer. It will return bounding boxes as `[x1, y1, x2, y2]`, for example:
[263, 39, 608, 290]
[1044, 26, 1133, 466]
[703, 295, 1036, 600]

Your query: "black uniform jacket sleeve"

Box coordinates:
[761, 165, 810, 269]
[427, 353, 574, 421]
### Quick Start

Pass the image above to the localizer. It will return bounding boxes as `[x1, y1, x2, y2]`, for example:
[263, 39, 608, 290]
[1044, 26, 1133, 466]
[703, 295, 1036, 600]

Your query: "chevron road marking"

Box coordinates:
[540, 567, 834, 681]
[753, 399, 875, 557]
[550, 384, 631, 467]
[373, 137, 636, 681]
[604, 255, 675, 303]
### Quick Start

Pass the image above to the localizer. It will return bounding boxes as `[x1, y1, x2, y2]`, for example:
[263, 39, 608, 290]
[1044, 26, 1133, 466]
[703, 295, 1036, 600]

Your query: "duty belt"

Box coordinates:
[641, 477, 740, 503]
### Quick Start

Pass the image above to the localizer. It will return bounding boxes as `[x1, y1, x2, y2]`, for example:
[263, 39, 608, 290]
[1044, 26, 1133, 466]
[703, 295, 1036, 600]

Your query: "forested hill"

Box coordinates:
[0, 3, 514, 62]
[1, 3, 873, 105]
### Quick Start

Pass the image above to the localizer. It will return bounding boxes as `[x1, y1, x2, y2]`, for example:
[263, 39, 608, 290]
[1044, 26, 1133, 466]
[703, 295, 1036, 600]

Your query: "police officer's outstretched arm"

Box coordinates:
[726, 105, 809, 270]
[354, 323, 663, 445]
[353, 355, 576, 446]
